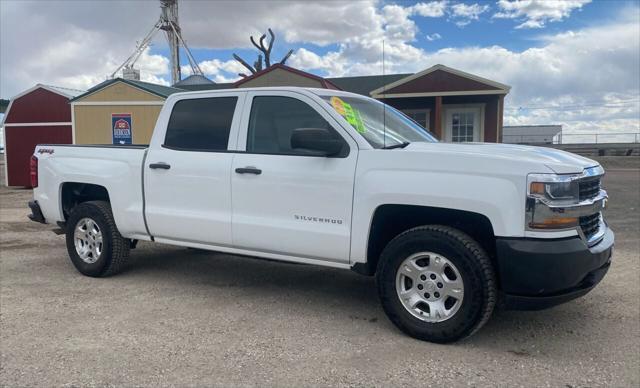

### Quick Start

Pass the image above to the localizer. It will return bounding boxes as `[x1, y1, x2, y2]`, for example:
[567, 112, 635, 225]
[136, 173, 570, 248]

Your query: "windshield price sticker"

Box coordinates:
[330, 96, 346, 115]
[330, 96, 366, 134]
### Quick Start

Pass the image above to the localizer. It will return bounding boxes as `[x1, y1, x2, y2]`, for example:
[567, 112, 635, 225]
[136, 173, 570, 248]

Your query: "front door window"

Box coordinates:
[246, 96, 346, 155]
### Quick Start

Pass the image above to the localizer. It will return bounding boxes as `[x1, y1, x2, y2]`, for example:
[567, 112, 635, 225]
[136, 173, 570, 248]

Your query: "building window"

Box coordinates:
[451, 112, 475, 143]
[402, 109, 430, 130]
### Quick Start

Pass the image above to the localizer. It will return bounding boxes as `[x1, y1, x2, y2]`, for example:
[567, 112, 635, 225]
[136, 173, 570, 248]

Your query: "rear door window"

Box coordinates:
[164, 97, 238, 151]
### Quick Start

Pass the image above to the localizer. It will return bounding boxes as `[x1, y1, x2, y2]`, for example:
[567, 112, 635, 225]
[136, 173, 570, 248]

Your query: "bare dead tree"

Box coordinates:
[234, 28, 295, 77]
[280, 49, 294, 64]
[251, 29, 275, 67]
[254, 55, 263, 72]
[233, 53, 255, 75]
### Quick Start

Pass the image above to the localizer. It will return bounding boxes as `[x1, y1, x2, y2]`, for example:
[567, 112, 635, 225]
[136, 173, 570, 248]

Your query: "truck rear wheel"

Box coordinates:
[377, 225, 496, 343]
[65, 201, 130, 277]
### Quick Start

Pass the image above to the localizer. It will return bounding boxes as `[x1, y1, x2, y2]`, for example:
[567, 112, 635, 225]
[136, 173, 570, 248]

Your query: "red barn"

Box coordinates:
[2, 84, 83, 187]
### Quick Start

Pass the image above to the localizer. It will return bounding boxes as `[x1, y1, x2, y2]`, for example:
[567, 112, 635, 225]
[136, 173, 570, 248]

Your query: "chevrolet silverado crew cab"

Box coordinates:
[28, 87, 614, 343]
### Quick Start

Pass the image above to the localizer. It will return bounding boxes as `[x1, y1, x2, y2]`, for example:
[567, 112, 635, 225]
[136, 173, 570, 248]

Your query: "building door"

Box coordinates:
[231, 91, 358, 264]
[445, 107, 482, 142]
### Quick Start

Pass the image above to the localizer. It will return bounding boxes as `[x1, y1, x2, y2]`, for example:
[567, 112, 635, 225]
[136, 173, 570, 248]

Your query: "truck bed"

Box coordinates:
[33, 143, 150, 240]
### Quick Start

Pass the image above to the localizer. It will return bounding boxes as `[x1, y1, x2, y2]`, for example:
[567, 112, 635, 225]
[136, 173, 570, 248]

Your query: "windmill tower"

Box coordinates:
[111, 0, 202, 84]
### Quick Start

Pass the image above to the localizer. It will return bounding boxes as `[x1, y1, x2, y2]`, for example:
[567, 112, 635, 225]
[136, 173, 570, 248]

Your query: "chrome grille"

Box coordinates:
[579, 177, 601, 201]
[578, 173, 603, 241]
[579, 212, 601, 240]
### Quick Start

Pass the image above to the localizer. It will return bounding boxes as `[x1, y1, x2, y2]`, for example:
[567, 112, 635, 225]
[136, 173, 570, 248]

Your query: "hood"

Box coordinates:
[404, 142, 598, 174]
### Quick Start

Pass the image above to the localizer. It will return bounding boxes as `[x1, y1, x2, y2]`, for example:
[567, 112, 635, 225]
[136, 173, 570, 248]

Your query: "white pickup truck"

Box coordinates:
[28, 87, 613, 343]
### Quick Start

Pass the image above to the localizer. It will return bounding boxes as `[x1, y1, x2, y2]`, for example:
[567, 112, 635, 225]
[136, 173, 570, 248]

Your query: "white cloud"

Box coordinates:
[182, 59, 245, 83]
[182, 0, 383, 48]
[289, 49, 349, 76]
[412, 1, 448, 18]
[199, 59, 246, 78]
[0, 0, 168, 96]
[451, 2, 490, 18]
[0, 0, 453, 96]
[382, 4, 420, 43]
[494, 0, 592, 29]
[140, 74, 170, 86]
[291, 11, 639, 133]
[426, 33, 443, 41]
[515, 19, 544, 29]
[0, 0, 385, 96]
[290, 1, 436, 77]
[450, 3, 491, 26]
[428, 44, 635, 104]
[136, 48, 170, 79]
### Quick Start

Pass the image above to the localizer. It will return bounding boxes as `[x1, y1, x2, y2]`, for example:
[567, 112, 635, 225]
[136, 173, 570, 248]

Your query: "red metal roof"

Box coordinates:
[3, 86, 73, 124]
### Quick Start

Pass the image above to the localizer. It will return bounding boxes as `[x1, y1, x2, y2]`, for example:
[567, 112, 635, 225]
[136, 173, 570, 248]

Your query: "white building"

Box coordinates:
[502, 125, 562, 144]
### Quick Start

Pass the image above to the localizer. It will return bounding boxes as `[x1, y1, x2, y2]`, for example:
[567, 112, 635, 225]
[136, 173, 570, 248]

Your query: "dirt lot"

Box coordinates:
[1, 158, 639, 387]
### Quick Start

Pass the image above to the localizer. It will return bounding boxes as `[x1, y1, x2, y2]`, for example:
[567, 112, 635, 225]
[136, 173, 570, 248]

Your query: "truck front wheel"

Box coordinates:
[377, 225, 496, 343]
[65, 201, 130, 277]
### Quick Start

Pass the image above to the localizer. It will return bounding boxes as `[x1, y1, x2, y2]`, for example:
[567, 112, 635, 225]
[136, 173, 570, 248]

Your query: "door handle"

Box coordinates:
[149, 162, 171, 170]
[235, 166, 262, 175]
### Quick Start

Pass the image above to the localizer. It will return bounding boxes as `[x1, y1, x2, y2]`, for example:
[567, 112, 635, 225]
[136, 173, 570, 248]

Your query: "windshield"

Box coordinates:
[321, 95, 437, 148]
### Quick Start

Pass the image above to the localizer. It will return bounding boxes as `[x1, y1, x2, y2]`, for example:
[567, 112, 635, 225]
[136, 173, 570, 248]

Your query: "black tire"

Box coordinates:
[65, 201, 130, 277]
[376, 225, 496, 343]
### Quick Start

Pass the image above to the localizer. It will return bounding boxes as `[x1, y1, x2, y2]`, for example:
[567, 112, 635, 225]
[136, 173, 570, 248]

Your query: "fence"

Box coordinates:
[503, 132, 640, 145]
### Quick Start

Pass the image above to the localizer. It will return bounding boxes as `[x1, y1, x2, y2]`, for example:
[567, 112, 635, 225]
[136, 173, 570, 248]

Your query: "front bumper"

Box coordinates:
[496, 226, 614, 310]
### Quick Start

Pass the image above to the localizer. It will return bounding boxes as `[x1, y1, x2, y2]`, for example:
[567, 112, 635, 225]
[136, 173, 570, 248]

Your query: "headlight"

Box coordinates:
[527, 173, 580, 203]
[526, 167, 607, 238]
[526, 173, 582, 229]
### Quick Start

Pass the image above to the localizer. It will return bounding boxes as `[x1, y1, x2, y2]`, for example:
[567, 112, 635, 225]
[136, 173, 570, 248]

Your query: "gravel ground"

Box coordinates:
[1, 158, 639, 387]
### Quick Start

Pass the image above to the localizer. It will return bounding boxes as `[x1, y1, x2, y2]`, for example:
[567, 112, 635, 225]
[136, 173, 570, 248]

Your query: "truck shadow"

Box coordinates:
[123, 243, 604, 352]
[125, 244, 381, 310]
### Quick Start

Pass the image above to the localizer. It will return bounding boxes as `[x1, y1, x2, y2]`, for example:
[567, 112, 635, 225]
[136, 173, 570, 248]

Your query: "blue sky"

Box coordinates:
[1, 0, 638, 134]
[150, 0, 627, 67]
[143, 0, 634, 79]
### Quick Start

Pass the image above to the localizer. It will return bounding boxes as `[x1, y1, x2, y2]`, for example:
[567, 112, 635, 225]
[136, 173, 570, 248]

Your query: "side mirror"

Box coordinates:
[290, 128, 344, 156]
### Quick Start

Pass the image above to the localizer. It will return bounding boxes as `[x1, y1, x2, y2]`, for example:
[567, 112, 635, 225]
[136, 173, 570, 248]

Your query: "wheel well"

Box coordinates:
[61, 182, 110, 220]
[363, 204, 497, 276]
